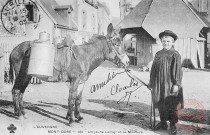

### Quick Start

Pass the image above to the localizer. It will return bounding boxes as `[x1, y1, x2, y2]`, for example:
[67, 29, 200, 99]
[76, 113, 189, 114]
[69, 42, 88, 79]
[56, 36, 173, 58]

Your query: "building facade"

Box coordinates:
[53, 0, 98, 44]
[0, 0, 110, 45]
[97, 1, 111, 36]
[0, 0, 77, 43]
[0, 0, 111, 84]
[189, 0, 210, 66]
[55, 0, 110, 43]
[0, 0, 78, 83]
[119, 0, 141, 20]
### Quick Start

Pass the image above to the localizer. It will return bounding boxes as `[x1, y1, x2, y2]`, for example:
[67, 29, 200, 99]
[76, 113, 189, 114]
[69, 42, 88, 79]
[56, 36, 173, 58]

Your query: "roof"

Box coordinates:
[116, 0, 153, 29]
[116, 0, 210, 38]
[183, 0, 210, 27]
[37, 0, 77, 30]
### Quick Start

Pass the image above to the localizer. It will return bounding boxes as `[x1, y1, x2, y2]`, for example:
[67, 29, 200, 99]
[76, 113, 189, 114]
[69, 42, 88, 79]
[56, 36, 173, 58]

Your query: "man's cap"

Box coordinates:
[159, 30, 178, 41]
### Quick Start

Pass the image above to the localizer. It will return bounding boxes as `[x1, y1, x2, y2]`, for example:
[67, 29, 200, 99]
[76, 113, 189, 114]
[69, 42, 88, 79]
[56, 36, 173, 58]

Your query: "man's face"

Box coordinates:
[161, 36, 174, 50]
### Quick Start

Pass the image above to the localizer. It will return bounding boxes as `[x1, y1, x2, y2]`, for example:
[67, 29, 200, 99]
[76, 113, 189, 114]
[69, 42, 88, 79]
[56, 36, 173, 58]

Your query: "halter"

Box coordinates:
[108, 35, 127, 63]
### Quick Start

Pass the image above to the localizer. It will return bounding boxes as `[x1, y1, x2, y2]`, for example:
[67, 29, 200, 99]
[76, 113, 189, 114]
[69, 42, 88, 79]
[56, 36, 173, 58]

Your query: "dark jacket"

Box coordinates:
[149, 48, 183, 108]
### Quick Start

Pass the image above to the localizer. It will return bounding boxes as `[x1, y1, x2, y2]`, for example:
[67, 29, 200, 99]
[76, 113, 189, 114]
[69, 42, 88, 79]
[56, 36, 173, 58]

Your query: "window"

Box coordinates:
[25, 2, 39, 22]
[82, 10, 87, 30]
[199, 0, 208, 13]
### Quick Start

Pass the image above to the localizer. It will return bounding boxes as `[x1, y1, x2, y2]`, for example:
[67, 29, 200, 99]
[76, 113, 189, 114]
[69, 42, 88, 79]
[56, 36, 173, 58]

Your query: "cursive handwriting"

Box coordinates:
[110, 78, 143, 104]
[90, 71, 126, 93]
[111, 78, 139, 95]
[117, 85, 142, 104]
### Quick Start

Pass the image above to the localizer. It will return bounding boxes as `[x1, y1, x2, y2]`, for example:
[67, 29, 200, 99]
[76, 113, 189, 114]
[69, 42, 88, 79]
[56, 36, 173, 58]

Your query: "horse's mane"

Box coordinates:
[73, 34, 109, 49]
[72, 34, 111, 62]
[89, 34, 106, 41]
[84, 34, 107, 45]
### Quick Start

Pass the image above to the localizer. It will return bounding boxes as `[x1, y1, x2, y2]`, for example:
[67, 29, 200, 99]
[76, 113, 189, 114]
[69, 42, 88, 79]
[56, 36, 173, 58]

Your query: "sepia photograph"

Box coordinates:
[0, 0, 210, 135]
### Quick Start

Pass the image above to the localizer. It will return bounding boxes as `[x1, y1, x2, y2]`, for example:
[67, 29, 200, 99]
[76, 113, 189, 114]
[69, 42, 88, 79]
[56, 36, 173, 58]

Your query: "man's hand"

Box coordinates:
[173, 85, 179, 93]
[171, 85, 179, 96]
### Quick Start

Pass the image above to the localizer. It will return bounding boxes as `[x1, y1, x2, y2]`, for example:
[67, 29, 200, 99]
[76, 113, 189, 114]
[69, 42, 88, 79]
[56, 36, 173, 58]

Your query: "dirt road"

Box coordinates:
[1, 62, 210, 135]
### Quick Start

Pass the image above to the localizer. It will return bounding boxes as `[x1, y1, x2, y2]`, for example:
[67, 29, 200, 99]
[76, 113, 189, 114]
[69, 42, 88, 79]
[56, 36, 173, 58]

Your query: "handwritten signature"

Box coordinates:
[110, 78, 143, 104]
[90, 71, 144, 104]
[90, 71, 126, 93]
[111, 78, 139, 95]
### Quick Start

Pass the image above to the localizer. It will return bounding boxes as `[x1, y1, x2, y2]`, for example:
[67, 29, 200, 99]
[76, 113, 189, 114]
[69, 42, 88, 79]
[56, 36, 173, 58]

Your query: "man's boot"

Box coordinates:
[154, 121, 168, 130]
[169, 121, 177, 135]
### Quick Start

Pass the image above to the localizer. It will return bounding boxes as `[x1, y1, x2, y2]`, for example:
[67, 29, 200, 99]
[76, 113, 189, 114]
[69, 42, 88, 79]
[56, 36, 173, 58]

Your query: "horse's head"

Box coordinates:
[106, 23, 130, 68]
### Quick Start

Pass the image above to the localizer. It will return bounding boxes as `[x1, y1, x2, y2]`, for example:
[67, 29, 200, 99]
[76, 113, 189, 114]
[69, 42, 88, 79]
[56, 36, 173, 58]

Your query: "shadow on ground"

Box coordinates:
[87, 99, 151, 128]
[37, 99, 210, 134]
[0, 99, 69, 125]
[1, 99, 210, 134]
[0, 100, 17, 119]
[37, 99, 152, 129]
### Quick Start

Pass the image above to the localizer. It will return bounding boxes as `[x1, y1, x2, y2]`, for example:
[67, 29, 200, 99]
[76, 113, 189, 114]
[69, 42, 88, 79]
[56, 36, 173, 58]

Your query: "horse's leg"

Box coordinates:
[66, 77, 80, 124]
[12, 55, 31, 119]
[19, 75, 32, 118]
[12, 75, 31, 119]
[11, 63, 21, 119]
[74, 82, 85, 121]
[12, 88, 21, 118]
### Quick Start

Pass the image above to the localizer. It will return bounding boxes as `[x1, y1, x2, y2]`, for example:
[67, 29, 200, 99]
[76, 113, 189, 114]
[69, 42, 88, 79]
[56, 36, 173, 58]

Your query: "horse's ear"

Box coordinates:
[107, 23, 115, 38]
[25, 48, 31, 57]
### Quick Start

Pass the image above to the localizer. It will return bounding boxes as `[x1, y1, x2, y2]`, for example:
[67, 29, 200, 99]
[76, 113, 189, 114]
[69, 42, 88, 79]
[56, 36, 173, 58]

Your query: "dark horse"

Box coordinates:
[9, 24, 130, 124]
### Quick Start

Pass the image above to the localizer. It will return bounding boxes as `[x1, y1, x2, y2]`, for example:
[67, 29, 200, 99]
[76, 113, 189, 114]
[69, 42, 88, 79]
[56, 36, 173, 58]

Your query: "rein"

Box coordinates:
[123, 67, 156, 129]
[124, 68, 150, 88]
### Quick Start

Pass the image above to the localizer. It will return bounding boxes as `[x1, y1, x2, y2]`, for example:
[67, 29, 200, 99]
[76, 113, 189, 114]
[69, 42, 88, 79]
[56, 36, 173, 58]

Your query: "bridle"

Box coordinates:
[107, 35, 127, 65]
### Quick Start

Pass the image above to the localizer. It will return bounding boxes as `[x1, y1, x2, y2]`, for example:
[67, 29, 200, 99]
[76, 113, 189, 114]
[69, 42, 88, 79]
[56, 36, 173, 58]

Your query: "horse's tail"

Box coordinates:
[9, 55, 14, 84]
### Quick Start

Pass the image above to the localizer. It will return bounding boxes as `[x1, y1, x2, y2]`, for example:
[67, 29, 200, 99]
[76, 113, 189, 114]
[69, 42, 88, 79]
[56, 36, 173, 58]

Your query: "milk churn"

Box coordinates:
[28, 32, 55, 77]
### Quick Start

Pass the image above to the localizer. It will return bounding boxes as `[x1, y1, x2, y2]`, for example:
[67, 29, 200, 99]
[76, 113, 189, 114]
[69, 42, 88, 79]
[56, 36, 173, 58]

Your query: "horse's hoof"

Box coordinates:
[77, 116, 83, 122]
[66, 116, 70, 120]
[18, 115, 24, 120]
[69, 118, 74, 124]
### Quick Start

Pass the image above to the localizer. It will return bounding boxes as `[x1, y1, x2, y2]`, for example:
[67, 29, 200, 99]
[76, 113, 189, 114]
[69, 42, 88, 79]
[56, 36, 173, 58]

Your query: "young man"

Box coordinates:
[148, 30, 184, 135]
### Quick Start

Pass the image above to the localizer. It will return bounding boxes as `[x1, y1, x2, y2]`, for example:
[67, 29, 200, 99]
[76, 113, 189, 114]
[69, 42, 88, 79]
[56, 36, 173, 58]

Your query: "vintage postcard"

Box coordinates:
[0, 0, 210, 135]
